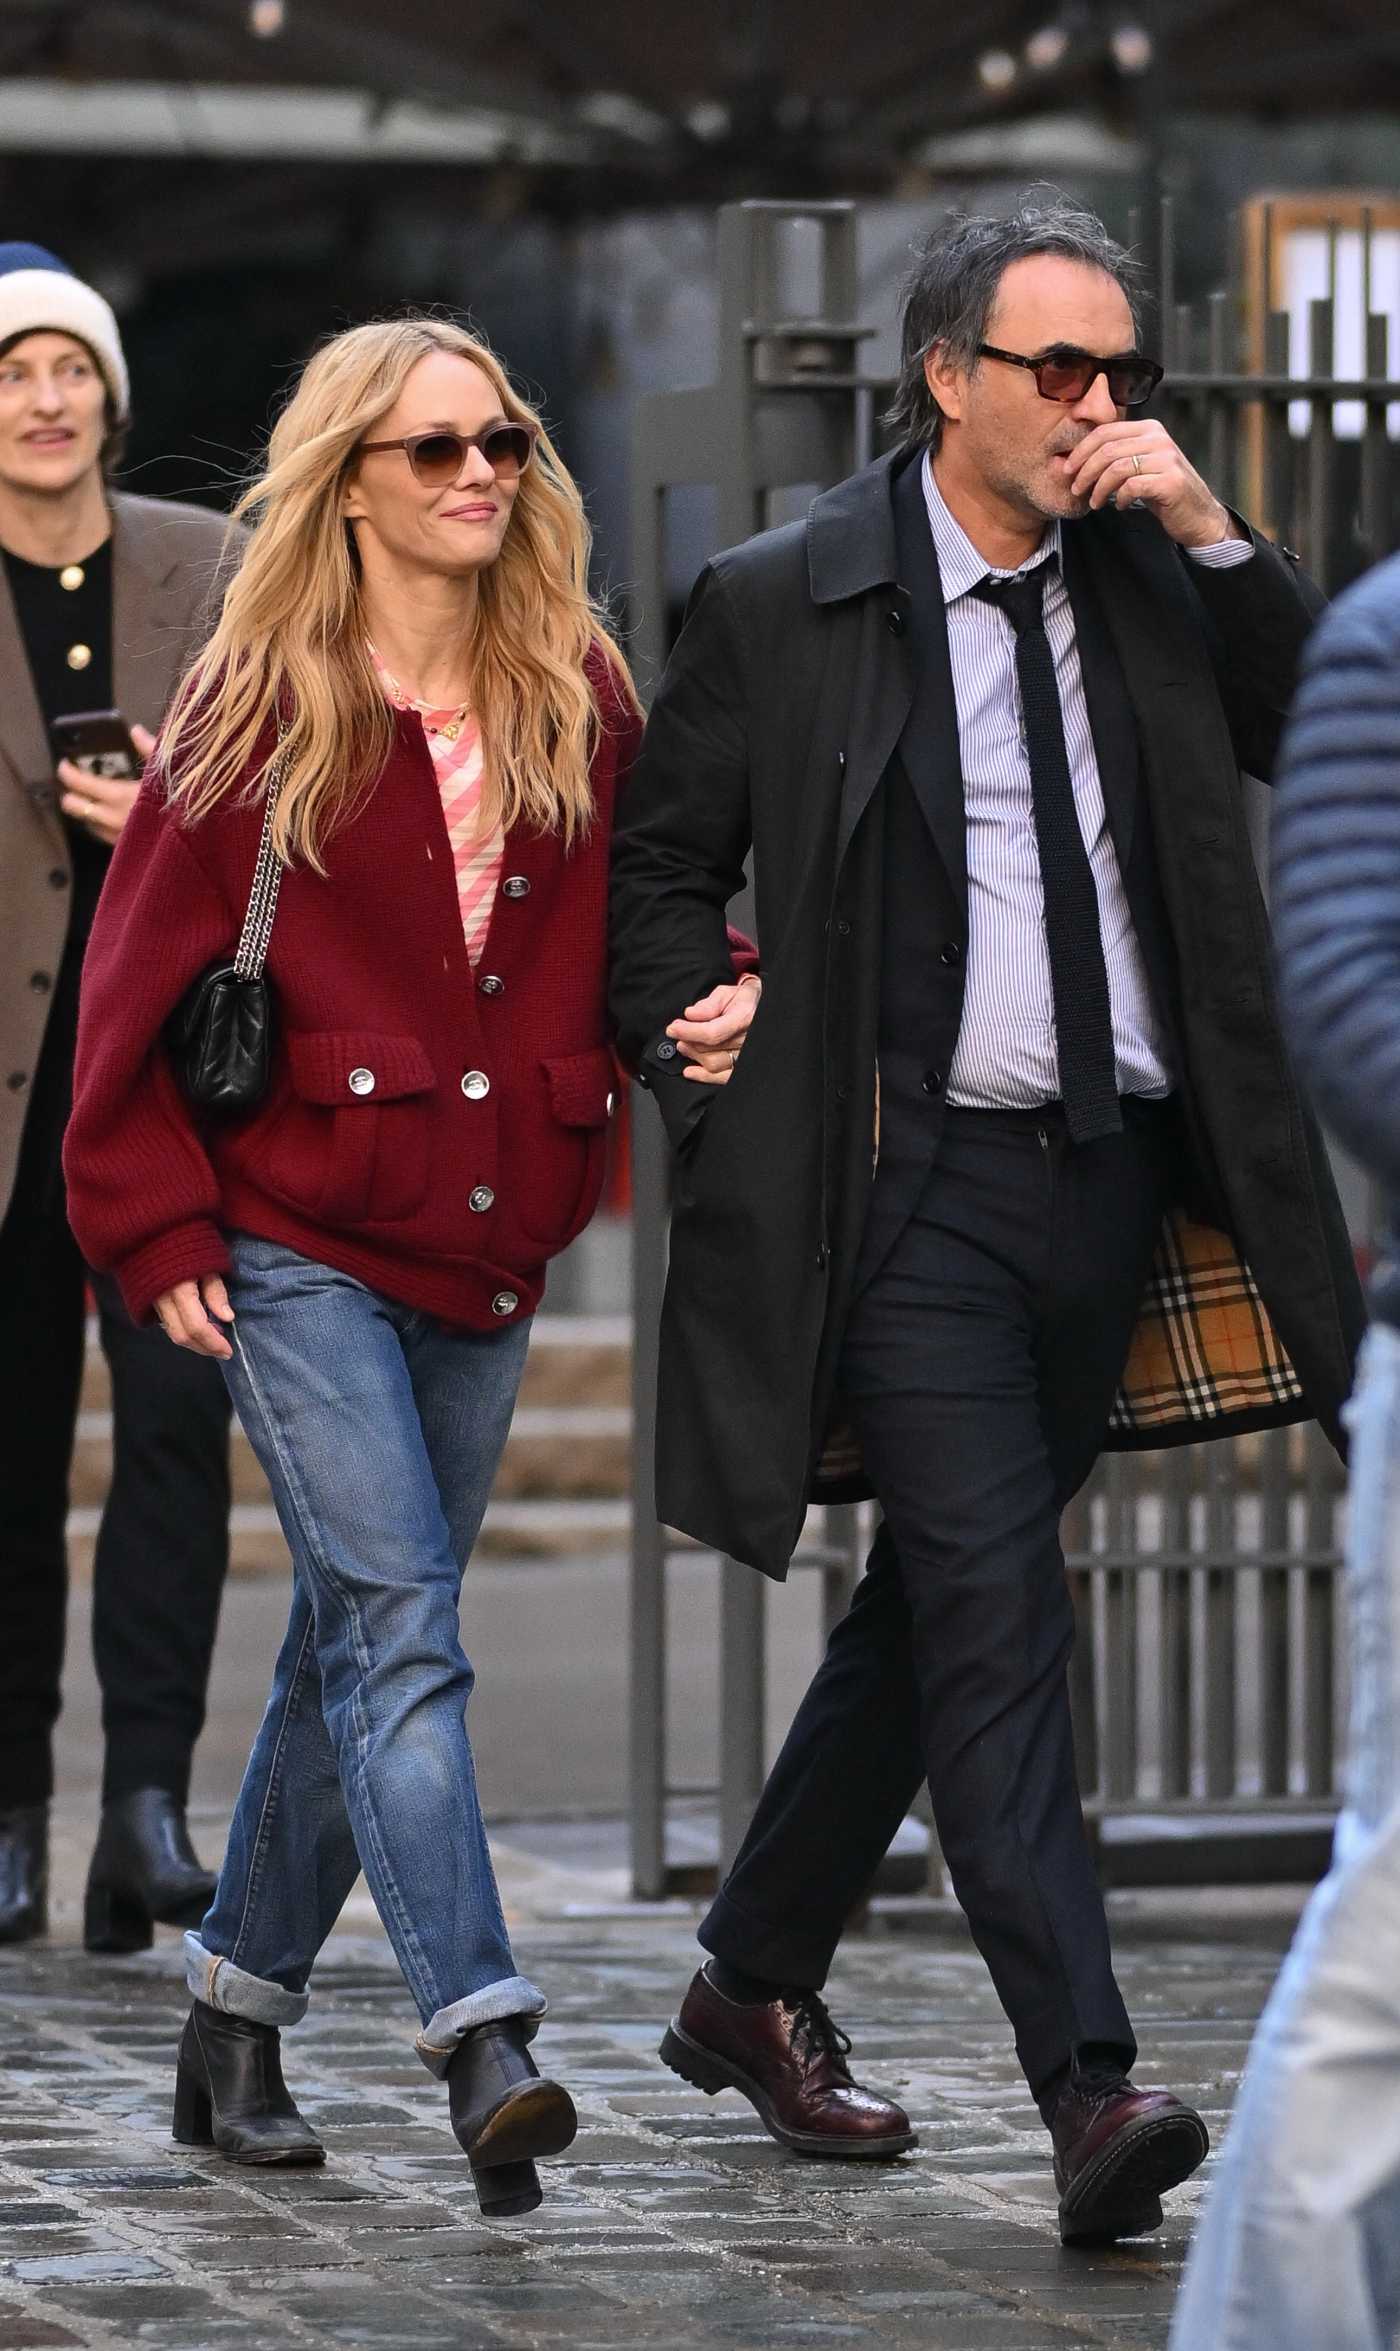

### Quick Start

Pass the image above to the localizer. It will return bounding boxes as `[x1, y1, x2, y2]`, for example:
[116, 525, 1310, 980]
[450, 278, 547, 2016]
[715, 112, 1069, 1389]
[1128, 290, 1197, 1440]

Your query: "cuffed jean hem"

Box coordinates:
[184, 1933, 310, 2029]
[414, 1975, 548, 2077]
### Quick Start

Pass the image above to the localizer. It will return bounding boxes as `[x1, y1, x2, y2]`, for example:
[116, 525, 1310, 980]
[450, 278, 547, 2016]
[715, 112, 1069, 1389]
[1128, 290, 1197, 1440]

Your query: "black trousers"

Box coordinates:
[0, 1191, 232, 1809]
[701, 1100, 1179, 2104]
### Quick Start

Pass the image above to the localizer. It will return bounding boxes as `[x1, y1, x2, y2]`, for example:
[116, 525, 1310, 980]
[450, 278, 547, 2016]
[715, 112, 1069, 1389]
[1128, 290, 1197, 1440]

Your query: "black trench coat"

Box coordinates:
[609, 451, 1365, 1580]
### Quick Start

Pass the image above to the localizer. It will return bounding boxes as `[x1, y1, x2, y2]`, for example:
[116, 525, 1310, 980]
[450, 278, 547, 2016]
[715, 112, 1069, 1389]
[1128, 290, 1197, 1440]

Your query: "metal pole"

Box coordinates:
[627, 1104, 670, 1897]
[626, 437, 676, 1899]
[718, 1558, 767, 1876]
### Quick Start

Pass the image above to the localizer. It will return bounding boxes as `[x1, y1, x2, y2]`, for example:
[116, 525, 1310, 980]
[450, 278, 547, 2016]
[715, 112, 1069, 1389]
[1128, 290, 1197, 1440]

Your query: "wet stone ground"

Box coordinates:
[0, 1895, 1293, 2351]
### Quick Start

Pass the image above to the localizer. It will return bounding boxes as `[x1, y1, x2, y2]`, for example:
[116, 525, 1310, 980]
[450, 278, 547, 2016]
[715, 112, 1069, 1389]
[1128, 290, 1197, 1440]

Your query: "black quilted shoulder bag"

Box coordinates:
[166, 730, 288, 1114]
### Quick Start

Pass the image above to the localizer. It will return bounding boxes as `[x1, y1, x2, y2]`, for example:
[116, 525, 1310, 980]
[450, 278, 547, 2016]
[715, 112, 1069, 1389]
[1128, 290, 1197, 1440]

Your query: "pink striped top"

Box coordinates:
[370, 643, 503, 967]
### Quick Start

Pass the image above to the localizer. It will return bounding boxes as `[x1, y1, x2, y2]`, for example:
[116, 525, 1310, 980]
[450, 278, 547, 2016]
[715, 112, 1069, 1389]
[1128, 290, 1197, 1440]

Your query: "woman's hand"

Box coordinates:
[58, 722, 156, 847]
[153, 1274, 236, 1359]
[667, 973, 762, 1086]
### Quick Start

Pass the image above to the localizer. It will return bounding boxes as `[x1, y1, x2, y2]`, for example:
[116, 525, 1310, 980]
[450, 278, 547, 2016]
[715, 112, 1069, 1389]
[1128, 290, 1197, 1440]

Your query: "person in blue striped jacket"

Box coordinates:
[1171, 549, 1400, 2351]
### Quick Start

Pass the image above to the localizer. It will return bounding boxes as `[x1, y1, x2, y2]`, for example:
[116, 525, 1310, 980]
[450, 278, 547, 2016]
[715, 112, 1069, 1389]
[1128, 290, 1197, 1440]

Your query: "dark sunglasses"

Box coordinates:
[357, 420, 539, 487]
[977, 344, 1164, 410]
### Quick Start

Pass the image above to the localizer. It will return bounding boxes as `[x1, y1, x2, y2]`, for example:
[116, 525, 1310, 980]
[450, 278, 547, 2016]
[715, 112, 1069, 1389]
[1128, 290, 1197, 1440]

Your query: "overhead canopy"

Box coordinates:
[3, 0, 1397, 189]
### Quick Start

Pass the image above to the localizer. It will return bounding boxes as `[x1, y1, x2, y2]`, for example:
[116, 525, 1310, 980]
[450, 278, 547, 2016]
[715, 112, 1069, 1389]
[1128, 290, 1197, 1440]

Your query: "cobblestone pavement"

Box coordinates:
[0, 1843, 1301, 2351]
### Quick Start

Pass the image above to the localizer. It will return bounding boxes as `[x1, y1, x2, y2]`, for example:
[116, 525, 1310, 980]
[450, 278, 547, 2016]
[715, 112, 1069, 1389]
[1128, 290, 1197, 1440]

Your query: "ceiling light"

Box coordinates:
[1026, 23, 1071, 71]
[685, 100, 731, 142]
[1110, 22, 1154, 72]
[977, 48, 1019, 91]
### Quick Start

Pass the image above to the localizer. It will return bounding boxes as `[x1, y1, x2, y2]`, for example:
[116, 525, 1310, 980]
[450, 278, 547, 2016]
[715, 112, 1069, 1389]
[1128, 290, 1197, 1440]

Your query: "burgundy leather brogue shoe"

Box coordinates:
[659, 1967, 915, 2158]
[1051, 2066, 1209, 2244]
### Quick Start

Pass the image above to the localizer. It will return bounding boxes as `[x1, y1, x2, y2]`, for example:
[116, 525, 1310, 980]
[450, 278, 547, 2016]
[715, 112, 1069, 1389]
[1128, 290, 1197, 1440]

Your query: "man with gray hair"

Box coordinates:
[610, 194, 1362, 2241]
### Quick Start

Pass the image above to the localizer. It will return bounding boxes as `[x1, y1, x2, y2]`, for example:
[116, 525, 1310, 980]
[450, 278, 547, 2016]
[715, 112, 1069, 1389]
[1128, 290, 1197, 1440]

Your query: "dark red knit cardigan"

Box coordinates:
[65, 653, 668, 1329]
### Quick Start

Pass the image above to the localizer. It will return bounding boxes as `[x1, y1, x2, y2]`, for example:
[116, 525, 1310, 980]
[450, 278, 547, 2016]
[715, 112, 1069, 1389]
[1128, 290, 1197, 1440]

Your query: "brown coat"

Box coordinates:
[0, 490, 239, 1221]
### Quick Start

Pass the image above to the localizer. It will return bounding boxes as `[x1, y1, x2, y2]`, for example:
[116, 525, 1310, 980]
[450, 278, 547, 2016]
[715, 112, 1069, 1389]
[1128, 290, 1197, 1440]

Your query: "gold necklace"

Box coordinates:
[369, 644, 470, 740]
[427, 701, 471, 743]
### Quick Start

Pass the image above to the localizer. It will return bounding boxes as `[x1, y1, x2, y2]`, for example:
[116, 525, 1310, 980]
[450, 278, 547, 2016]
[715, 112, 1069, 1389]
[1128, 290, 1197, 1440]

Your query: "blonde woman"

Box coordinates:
[62, 319, 650, 2215]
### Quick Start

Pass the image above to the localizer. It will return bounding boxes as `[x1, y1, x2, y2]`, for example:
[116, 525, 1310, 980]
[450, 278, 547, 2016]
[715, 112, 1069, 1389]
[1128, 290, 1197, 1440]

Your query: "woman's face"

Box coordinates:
[0, 332, 108, 498]
[344, 351, 524, 581]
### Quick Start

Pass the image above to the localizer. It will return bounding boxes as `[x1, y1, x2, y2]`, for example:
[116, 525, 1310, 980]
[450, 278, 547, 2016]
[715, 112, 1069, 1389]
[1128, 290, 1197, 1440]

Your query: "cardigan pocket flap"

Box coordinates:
[544, 1048, 617, 1129]
[287, 1032, 436, 1106]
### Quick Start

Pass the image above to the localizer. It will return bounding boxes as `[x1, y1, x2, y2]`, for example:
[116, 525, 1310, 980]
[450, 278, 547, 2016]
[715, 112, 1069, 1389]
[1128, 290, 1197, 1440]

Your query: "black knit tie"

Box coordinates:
[972, 562, 1122, 1143]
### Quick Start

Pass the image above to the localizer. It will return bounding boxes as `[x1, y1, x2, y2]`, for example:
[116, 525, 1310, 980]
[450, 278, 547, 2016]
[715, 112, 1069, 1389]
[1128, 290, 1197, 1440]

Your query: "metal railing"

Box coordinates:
[1151, 192, 1396, 591]
[627, 194, 1399, 1899]
[1064, 1430, 1345, 1886]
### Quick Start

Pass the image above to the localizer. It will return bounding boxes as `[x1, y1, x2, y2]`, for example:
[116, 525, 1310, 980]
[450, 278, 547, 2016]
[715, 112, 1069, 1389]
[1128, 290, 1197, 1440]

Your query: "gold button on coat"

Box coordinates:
[59, 564, 85, 591]
[66, 643, 92, 671]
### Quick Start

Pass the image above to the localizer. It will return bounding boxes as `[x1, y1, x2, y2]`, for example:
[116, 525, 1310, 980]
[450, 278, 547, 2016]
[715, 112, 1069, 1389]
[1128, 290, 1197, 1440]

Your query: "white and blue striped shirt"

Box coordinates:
[921, 453, 1252, 1110]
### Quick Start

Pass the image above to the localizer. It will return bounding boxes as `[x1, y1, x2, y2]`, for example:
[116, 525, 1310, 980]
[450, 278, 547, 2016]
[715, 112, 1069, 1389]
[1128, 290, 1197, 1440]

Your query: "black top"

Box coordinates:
[3, 537, 116, 943]
[2, 536, 116, 1222]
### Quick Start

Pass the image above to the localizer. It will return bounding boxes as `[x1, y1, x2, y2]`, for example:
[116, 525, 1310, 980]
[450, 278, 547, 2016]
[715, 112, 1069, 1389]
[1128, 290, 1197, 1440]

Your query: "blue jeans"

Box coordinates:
[1169, 1323, 1400, 2351]
[185, 1234, 543, 2073]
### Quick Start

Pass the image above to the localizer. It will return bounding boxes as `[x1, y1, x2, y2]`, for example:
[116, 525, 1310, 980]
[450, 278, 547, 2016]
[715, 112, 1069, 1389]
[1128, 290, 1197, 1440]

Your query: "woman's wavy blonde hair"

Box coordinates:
[159, 316, 639, 869]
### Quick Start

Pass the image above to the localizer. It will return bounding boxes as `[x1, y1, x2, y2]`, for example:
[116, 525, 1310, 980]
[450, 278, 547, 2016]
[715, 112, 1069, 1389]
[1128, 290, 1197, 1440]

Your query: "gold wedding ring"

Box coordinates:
[1131, 452, 1143, 476]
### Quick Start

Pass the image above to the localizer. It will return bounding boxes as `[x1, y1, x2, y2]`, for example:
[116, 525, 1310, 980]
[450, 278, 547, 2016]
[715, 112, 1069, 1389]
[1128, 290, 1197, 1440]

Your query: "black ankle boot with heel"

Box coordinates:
[0, 1806, 48, 1945]
[85, 1790, 217, 1953]
[447, 2019, 577, 2217]
[173, 2000, 325, 2167]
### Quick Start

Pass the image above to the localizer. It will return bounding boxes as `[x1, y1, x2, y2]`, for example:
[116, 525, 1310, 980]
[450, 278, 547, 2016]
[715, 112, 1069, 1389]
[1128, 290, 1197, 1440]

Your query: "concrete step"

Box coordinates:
[69, 1310, 633, 1570]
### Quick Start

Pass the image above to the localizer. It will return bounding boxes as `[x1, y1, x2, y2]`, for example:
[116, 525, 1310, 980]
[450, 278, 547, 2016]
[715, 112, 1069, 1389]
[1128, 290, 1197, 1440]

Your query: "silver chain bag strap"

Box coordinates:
[166, 715, 290, 1113]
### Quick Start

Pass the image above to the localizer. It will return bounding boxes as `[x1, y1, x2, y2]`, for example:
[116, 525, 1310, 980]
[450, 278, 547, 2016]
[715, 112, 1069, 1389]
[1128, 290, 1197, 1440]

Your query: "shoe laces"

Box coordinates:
[789, 1992, 853, 2074]
[1070, 2062, 1131, 2114]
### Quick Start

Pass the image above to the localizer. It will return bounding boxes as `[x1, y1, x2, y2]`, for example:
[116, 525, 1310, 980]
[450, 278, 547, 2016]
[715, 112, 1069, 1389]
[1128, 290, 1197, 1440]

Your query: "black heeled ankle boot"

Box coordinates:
[172, 2000, 325, 2167]
[0, 1805, 48, 1945]
[85, 1789, 217, 1953]
[447, 2019, 577, 2217]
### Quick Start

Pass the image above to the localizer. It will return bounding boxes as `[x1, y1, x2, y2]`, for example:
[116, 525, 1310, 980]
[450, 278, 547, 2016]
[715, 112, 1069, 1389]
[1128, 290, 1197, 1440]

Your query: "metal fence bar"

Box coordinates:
[1307, 296, 1335, 587]
[1301, 1426, 1339, 1794]
[1063, 1489, 1099, 1795]
[1158, 1450, 1193, 1800]
[1202, 1449, 1239, 1801]
[627, 1099, 672, 1898]
[626, 365, 692, 1897]
[719, 1558, 767, 1875]
[1362, 301, 1392, 564]
[1102, 1461, 1138, 1803]
[1257, 1428, 1292, 1798]
[1206, 291, 1232, 500]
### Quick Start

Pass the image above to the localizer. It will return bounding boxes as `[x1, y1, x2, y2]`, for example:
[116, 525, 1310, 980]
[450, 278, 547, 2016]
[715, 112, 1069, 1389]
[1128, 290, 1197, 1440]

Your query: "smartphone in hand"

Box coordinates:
[51, 708, 141, 780]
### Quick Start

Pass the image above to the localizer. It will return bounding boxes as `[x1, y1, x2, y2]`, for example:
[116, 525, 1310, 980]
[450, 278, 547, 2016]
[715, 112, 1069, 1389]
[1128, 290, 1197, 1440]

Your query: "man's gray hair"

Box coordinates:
[887, 192, 1149, 451]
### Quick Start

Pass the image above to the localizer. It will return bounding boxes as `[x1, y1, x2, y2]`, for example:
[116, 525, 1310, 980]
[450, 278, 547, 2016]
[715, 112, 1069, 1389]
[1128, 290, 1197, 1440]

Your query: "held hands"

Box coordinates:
[153, 1275, 236, 1360]
[57, 721, 155, 847]
[1069, 421, 1243, 551]
[666, 973, 762, 1086]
